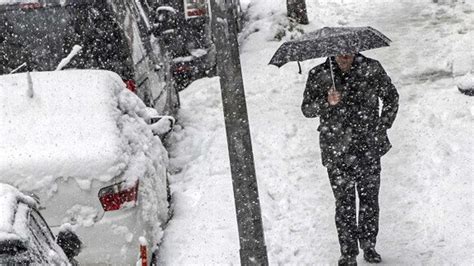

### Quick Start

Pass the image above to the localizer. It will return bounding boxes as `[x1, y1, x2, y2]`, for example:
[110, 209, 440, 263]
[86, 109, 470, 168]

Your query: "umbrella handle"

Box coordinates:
[329, 57, 337, 91]
[297, 61, 302, 74]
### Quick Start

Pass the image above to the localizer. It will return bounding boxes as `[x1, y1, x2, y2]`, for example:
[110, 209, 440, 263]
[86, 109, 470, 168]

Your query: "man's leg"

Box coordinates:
[356, 158, 381, 251]
[327, 165, 359, 257]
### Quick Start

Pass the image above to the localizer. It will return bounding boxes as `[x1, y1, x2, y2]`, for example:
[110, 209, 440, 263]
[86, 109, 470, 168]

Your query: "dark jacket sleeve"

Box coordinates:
[374, 62, 399, 129]
[301, 68, 329, 118]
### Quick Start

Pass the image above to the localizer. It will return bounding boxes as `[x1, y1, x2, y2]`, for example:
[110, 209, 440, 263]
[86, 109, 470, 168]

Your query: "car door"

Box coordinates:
[110, 0, 175, 114]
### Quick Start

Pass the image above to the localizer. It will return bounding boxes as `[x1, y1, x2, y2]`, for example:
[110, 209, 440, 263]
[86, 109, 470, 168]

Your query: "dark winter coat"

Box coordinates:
[301, 54, 399, 167]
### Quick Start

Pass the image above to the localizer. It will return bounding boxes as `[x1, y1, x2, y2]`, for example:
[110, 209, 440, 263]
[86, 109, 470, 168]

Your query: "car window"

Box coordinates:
[0, 6, 75, 74]
[27, 210, 57, 260]
[28, 212, 51, 247]
[30, 210, 56, 244]
[0, 3, 134, 79]
[3, 203, 45, 264]
[64, 4, 135, 79]
[29, 209, 70, 264]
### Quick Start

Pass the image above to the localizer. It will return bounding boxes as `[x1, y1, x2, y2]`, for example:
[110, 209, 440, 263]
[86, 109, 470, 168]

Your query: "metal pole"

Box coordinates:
[209, 1, 268, 265]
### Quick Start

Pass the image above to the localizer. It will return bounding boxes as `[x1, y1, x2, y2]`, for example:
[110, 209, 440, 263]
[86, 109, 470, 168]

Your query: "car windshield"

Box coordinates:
[0, 2, 134, 78]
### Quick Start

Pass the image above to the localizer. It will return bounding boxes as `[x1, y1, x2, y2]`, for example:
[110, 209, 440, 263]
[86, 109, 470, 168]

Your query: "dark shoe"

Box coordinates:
[338, 255, 357, 266]
[363, 248, 382, 263]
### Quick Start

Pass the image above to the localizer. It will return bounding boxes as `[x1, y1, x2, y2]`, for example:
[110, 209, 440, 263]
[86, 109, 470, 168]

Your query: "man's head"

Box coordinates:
[335, 54, 355, 73]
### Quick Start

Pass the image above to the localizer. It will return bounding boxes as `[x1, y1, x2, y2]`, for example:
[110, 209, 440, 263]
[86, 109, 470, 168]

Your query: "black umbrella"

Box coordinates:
[269, 26, 391, 68]
[269, 26, 391, 89]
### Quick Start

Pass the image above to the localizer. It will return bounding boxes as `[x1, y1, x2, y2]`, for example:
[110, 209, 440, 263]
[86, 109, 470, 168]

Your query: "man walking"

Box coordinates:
[301, 53, 399, 265]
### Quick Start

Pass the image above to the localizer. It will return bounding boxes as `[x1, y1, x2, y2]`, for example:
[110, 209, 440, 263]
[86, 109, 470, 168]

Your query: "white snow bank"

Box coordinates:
[150, 116, 175, 136]
[239, 0, 293, 46]
[158, 78, 240, 264]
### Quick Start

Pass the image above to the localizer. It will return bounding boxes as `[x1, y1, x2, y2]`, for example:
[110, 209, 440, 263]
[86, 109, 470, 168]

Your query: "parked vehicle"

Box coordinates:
[0, 183, 81, 265]
[146, 0, 241, 90]
[0, 70, 172, 265]
[0, 0, 180, 116]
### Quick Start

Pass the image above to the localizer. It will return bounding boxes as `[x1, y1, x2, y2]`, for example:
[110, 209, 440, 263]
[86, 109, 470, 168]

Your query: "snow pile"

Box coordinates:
[395, 1, 474, 80]
[150, 116, 175, 136]
[239, 0, 301, 45]
[0, 183, 36, 242]
[158, 78, 240, 264]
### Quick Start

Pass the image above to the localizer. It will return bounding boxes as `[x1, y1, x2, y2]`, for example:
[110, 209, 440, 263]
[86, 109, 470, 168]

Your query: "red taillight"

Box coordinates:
[98, 181, 139, 212]
[173, 65, 192, 74]
[124, 79, 137, 93]
[187, 9, 207, 17]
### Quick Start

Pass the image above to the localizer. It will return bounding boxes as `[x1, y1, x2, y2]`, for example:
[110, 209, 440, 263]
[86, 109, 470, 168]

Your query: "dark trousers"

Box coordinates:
[327, 157, 381, 256]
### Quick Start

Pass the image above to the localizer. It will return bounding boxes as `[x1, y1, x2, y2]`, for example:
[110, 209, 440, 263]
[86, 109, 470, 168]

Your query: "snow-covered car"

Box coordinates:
[0, 0, 180, 116]
[0, 183, 77, 265]
[0, 70, 171, 265]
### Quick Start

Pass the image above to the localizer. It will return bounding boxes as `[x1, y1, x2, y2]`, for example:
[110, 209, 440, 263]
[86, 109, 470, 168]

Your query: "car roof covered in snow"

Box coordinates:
[0, 70, 127, 188]
[0, 0, 104, 11]
[0, 183, 36, 242]
[0, 0, 94, 6]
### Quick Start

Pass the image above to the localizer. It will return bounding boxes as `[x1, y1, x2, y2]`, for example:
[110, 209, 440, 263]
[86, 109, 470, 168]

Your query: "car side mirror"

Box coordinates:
[143, 106, 160, 118]
[149, 115, 176, 137]
[56, 227, 82, 260]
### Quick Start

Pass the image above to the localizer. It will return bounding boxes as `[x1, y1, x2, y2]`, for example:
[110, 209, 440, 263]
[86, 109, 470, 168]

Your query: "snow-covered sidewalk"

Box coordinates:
[159, 0, 473, 264]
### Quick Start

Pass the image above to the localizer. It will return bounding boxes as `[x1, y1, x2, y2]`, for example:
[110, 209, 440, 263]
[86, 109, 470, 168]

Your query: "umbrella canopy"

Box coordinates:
[269, 26, 391, 67]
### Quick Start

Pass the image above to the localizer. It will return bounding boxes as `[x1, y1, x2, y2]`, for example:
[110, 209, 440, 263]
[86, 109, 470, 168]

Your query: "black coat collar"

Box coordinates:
[324, 53, 366, 75]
